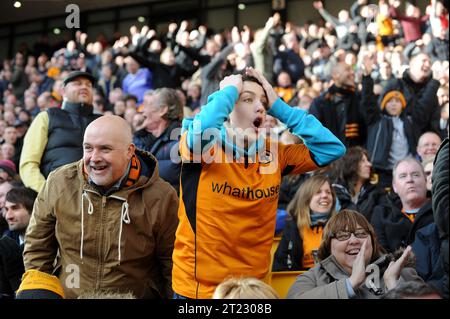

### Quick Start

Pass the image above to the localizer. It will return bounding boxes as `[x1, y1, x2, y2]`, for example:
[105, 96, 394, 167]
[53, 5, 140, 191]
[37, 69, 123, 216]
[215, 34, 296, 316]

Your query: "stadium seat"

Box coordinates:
[267, 271, 304, 298]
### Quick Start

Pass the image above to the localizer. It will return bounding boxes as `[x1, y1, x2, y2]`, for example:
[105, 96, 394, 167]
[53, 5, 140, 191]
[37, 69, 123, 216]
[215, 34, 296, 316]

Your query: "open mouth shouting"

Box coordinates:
[253, 116, 264, 130]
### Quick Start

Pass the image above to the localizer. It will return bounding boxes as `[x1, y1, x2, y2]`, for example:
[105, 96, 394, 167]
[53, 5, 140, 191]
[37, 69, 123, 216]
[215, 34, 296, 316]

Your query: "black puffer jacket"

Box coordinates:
[371, 193, 434, 253]
[133, 121, 181, 193]
[333, 181, 385, 222]
[272, 218, 304, 271]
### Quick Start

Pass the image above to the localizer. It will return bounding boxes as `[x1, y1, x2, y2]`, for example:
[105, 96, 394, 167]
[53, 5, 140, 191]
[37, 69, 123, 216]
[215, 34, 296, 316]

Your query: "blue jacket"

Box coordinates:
[412, 223, 447, 297]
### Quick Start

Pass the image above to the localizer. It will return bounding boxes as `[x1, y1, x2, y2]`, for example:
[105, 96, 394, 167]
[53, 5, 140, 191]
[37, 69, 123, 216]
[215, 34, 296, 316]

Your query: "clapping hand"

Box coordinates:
[349, 239, 368, 289]
[383, 246, 412, 290]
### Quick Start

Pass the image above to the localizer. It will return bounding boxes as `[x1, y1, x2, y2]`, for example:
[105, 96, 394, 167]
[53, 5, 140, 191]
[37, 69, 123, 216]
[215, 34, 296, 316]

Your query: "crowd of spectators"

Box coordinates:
[0, 0, 448, 299]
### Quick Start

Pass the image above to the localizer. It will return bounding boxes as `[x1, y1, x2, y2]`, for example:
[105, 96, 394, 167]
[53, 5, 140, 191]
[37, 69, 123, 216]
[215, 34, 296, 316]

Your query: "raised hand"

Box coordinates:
[231, 26, 241, 44]
[245, 67, 278, 109]
[241, 25, 251, 45]
[348, 239, 368, 289]
[313, 1, 323, 10]
[383, 246, 412, 290]
[219, 74, 243, 93]
[168, 22, 178, 34]
[361, 54, 373, 76]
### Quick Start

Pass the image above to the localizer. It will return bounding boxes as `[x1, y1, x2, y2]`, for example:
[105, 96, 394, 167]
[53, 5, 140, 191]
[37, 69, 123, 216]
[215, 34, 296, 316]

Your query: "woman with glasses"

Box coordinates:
[272, 174, 336, 271]
[287, 210, 424, 299]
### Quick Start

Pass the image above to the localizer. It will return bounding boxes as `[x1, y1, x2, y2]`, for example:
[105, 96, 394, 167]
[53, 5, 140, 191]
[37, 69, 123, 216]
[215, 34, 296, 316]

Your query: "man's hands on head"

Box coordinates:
[245, 67, 278, 110]
[220, 74, 243, 94]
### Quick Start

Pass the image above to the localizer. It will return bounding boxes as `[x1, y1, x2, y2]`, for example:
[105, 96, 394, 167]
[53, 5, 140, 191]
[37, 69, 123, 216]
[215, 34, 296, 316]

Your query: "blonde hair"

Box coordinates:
[77, 289, 136, 299]
[213, 277, 279, 299]
[286, 174, 336, 236]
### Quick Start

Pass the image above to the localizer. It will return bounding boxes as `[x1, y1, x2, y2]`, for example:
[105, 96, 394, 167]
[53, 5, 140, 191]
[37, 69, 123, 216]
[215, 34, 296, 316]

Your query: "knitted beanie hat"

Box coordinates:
[380, 90, 406, 110]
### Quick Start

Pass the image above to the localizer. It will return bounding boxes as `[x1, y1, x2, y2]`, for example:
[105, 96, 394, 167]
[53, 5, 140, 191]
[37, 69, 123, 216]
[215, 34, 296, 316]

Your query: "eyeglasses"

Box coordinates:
[332, 229, 369, 241]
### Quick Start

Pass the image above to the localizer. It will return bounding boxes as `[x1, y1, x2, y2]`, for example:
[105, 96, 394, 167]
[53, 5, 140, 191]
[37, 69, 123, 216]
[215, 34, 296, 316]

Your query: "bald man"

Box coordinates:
[23, 115, 179, 299]
[309, 62, 366, 147]
[416, 131, 442, 162]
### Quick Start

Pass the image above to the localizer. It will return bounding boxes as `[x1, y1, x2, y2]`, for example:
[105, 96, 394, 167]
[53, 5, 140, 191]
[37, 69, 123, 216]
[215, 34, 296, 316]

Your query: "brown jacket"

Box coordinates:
[23, 150, 179, 299]
[287, 254, 423, 299]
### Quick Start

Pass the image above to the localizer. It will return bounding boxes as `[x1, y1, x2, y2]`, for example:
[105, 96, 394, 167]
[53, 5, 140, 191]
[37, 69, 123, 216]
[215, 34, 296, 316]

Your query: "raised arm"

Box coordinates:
[183, 74, 243, 153]
[247, 67, 346, 167]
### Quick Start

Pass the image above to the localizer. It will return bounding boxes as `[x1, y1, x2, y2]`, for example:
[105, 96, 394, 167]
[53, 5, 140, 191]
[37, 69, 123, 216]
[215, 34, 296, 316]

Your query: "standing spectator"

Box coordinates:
[19, 71, 101, 193]
[23, 115, 179, 299]
[361, 56, 439, 188]
[0, 187, 37, 299]
[389, 0, 427, 43]
[312, 1, 353, 39]
[251, 14, 279, 84]
[122, 57, 153, 105]
[310, 62, 366, 147]
[273, 174, 337, 271]
[10, 52, 29, 101]
[133, 88, 183, 193]
[172, 68, 345, 299]
[385, 52, 440, 134]
[371, 157, 434, 253]
[273, 31, 305, 85]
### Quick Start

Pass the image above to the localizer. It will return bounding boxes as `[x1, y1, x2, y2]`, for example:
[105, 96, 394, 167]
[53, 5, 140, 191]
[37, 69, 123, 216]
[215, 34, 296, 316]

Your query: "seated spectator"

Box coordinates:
[422, 156, 435, 196]
[0, 160, 19, 184]
[330, 147, 385, 221]
[287, 209, 423, 299]
[372, 157, 434, 253]
[273, 174, 336, 271]
[412, 223, 447, 298]
[213, 277, 279, 299]
[1, 144, 15, 161]
[416, 131, 442, 162]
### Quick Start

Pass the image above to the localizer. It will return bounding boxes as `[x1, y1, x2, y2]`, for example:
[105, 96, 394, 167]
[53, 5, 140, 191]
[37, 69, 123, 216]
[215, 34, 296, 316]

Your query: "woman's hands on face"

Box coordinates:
[348, 239, 368, 289]
[383, 246, 412, 290]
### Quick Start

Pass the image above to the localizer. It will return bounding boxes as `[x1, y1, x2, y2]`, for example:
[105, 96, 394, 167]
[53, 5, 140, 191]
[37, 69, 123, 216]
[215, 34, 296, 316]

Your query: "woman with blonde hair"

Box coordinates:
[213, 277, 279, 299]
[273, 174, 336, 271]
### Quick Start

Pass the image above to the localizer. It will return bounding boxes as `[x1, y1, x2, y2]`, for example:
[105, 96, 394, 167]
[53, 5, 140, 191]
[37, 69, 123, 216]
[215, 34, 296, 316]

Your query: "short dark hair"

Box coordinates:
[382, 281, 441, 299]
[5, 187, 38, 214]
[240, 74, 268, 102]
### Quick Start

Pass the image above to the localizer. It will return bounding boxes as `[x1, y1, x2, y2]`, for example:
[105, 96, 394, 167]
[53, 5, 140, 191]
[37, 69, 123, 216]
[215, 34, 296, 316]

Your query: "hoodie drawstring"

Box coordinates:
[118, 201, 130, 264]
[81, 191, 94, 260]
[80, 193, 130, 264]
